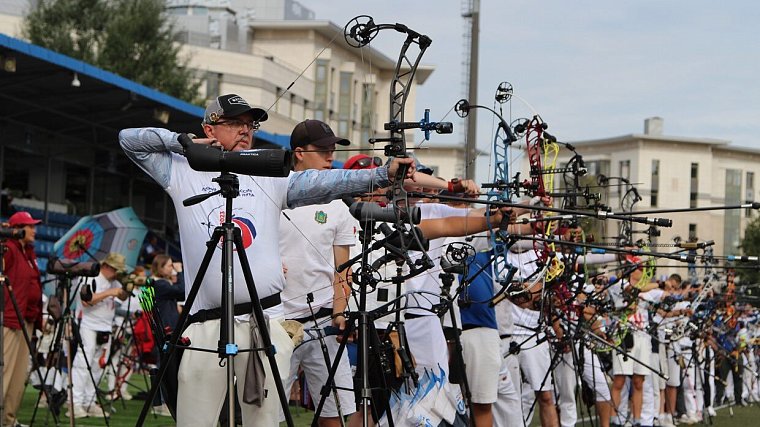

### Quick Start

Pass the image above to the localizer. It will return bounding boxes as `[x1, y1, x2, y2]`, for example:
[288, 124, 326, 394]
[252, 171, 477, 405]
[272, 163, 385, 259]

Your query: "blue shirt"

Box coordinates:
[459, 251, 497, 330]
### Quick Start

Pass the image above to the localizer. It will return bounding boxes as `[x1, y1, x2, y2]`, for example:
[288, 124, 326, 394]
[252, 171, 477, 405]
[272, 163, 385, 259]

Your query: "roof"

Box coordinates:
[249, 20, 434, 84]
[569, 133, 731, 147]
[0, 33, 289, 150]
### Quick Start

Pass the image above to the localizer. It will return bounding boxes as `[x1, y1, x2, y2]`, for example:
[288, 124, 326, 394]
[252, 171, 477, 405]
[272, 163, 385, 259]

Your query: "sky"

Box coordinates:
[306, 0, 760, 180]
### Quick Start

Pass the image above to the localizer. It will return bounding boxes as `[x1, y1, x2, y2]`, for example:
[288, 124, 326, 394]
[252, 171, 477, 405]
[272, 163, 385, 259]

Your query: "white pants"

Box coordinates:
[516, 334, 554, 425]
[682, 349, 703, 417]
[405, 315, 449, 377]
[284, 328, 356, 418]
[582, 346, 611, 402]
[462, 327, 501, 404]
[493, 338, 523, 427]
[553, 349, 577, 427]
[72, 327, 110, 408]
[665, 344, 681, 387]
[611, 378, 630, 425]
[641, 371, 656, 426]
[612, 330, 652, 376]
[176, 317, 293, 427]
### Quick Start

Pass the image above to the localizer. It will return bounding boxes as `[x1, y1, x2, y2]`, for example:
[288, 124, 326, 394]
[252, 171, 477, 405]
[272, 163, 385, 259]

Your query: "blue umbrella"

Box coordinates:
[53, 207, 148, 270]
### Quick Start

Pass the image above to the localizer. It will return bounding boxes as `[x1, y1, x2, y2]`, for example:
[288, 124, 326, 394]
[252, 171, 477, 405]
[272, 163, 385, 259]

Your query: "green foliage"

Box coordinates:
[23, 0, 201, 104]
[739, 214, 760, 285]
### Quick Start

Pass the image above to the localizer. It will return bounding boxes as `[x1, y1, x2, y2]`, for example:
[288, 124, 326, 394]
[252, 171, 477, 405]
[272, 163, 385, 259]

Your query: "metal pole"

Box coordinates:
[465, 0, 480, 180]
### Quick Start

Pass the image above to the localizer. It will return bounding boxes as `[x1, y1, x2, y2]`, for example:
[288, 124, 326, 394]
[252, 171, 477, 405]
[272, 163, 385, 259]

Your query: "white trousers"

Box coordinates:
[284, 328, 356, 418]
[682, 349, 703, 417]
[553, 350, 577, 427]
[405, 315, 449, 377]
[493, 338, 523, 427]
[176, 317, 293, 427]
[72, 327, 110, 408]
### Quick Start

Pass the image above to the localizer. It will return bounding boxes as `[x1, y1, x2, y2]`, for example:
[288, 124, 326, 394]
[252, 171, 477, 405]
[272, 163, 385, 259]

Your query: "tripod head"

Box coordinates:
[182, 171, 241, 211]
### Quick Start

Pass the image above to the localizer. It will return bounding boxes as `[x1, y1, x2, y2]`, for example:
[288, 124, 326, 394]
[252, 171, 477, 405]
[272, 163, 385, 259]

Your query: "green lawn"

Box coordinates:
[14, 382, 760, 426]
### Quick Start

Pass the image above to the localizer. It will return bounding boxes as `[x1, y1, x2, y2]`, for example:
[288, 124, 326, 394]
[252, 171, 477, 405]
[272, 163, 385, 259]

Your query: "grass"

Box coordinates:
[14, 381, 760, 426]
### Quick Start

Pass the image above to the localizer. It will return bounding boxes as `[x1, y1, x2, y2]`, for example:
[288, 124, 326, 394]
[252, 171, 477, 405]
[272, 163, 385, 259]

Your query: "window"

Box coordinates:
[747, 171, 755, 217]
[360, 83, 376, 146]
[338, 72, 352, 138]
[724, 169, 742, 252]
[690, 163, 699, 208]
[651, 159, 660, 207]
[314, 59, 329, 120]
[206, 72, 221, 100]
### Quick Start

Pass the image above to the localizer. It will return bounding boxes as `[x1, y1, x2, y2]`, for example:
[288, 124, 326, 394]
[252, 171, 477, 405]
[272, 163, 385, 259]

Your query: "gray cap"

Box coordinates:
[203, 94, 268, 125]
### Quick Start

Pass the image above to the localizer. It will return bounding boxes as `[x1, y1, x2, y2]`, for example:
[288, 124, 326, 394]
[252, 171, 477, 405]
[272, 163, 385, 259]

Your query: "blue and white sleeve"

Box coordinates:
[119, 128, 184, 189]
[286, 167, 391, 208]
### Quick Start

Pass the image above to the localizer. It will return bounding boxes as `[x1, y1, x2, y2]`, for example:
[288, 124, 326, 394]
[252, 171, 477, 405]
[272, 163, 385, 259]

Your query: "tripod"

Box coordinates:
[0, 240, 60, 426]
[136, 171, 293, 427]
[313, 219, 430, 427]
[29, 273, 114, 426]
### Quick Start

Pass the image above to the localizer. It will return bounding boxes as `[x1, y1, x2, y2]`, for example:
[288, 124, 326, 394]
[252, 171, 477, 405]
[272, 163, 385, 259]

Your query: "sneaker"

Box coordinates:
[85, 404, 110, 418]
[65, 405, 89, 419]
[120, 390, 133, 401]
[659, 414, 675, 427]
[707, 407, 716, 417]
[679, 414, 699, 425]
[153, 404, 173, 417]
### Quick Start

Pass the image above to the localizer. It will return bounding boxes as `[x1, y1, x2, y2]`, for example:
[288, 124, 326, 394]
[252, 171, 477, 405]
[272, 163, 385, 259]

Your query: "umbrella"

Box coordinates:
[53, 207, 148, 271]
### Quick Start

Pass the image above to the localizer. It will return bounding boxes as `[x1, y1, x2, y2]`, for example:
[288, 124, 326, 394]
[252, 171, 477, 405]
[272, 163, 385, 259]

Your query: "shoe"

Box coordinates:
[679, 414, 699, 425]
[659, 414, 675, 427]
[153, 404, 173, 417]
[65, 405, 89, 419]
[121, 390, 133, 401]
[707, 406, 716, 417]
[85, 404, 110, 418]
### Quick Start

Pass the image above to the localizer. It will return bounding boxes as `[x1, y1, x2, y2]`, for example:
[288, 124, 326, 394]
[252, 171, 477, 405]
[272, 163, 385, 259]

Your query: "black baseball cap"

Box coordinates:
[290, 119, 350, 149]
[203, 94, 268, 125]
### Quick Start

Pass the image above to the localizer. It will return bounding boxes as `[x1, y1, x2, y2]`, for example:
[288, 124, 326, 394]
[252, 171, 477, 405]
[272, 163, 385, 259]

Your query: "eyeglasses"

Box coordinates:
[215, 119, 260, 131]
[351, 156, 384, 169]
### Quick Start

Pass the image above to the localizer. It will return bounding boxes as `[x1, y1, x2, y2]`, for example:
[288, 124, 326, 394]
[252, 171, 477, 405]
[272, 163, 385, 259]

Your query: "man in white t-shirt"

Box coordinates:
[70, 252, 128, 418]
[279, 120, 358, 426]
[120, 94, 416, 427]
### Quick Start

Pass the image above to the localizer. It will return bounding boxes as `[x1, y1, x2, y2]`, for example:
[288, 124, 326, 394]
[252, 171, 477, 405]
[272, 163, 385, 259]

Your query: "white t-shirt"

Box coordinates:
[630, 287, 664, 330]
[77, 273, 122, 331]
[167, 155, 289, 317]
[404, 203, 469, 316]
[280, 199, 355, 320]
[347, 222, 398, 329]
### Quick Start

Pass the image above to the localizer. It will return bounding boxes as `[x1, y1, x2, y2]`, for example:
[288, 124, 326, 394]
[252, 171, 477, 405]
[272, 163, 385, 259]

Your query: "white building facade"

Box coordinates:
[558, 117, 760, 276]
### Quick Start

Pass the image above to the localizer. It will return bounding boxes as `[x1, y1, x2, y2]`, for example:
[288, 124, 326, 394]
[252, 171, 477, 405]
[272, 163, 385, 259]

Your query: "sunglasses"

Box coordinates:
[351, 156, 383, 169]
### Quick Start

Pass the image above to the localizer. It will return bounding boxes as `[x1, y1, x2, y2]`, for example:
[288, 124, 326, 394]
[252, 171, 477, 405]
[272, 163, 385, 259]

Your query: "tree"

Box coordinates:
[23, 0, 201, 103]
[739, 215, 760, 286]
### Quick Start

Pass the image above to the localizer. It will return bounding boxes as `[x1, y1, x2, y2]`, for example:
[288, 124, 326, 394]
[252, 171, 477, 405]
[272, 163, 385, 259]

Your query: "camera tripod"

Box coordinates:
[28, 273, 115, 427]
[0, 239, 62, 426]
[312, 220, 427, 427]
[136, 171, 293, 427]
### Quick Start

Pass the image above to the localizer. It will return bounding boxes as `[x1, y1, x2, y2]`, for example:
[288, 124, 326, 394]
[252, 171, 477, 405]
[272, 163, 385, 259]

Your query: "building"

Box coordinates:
[1, 1, 443, 166]
[166, 0, 435, 163]
[558, 117, 760, 276]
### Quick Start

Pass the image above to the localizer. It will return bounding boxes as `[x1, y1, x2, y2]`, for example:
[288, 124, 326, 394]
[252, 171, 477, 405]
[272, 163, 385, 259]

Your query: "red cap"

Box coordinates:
[343, 154, 381, 170]
[8, 211, 42, 226]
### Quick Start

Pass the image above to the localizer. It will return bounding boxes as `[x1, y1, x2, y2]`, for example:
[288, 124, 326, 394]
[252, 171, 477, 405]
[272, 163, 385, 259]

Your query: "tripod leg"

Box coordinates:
[233, 228, 294, 427]
[136, 227, 225, 426]
[311, 317, 358, 427]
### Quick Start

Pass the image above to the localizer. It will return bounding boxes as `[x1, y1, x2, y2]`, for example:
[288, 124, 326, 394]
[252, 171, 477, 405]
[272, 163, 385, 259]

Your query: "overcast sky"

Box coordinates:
[307, 0, 760, 178]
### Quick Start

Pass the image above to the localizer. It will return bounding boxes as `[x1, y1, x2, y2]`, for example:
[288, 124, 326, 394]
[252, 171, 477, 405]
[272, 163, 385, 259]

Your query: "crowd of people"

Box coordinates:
[2, 93, 759, 427]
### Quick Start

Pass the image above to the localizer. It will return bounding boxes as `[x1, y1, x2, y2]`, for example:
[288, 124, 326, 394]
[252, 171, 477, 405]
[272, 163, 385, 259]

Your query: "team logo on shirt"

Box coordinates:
[204, 206, 257, 249]
[314, 210, 327, 224]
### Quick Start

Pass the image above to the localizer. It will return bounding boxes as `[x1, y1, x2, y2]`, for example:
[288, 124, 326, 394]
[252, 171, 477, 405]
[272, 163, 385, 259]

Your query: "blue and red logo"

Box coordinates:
[205, 207, 257, 250]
